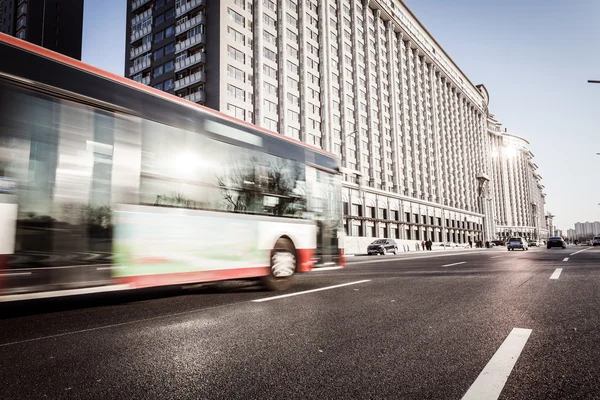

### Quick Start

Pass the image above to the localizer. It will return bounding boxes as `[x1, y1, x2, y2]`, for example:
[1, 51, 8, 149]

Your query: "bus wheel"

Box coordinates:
[261, 237, 297, 291]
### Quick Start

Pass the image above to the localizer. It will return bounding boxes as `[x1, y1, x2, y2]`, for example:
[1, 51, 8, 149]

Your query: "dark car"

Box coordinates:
[547, 237, 566, 249]
[491, 240, 505, 246]
[367, 239, 398, 255]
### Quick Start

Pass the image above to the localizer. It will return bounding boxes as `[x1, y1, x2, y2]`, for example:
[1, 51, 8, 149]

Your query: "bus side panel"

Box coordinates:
[0, 198, 18, 290]
[112, 205, 272, 288]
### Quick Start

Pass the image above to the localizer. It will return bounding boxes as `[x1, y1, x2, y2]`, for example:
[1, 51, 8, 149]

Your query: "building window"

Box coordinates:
[288, 109, 299, 122]
[228, 45, 245, 63]
[153, 65, 163, 78]
[287, 93, 299, 106]
[263, 64, 277, 79]
[263, 0, 276, 12]
[263, 47, 276, 62]
[286, 44, 298, 59]
[263, 30, 276, 45]
[228, 8, 245, 26]
[228, 27, 245, 45]
[155, 13, 165, 26]
[228, 65, 245, 81]
[164, 78, 174, 91]
[227, 103, 245, 119]
[153, 48, 164, 61]
[264, 82, 277, 95]
[165, 25, 175, 37]
[164, 42, 175, 55]
[153, 82, 163, 90]
[164, 60, 174, 73]
[287, 77, 299, 91]
[263, 99, 277, 113]
[227, 84, 245, 101]
[263, 13, 276, 28]
[287, 61, 298, 75]
[264, 117, 278, 131]
[154, 31, 164, 42]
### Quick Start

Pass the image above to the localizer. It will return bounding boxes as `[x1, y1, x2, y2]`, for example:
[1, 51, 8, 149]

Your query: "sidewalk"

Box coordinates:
[346, 246, 503, 257]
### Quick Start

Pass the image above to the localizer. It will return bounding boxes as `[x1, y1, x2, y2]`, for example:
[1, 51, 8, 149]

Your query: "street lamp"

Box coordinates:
[588, 80, 600, 84]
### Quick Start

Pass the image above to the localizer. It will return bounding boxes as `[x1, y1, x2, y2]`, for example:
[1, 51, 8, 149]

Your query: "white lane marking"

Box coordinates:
[252, 280, 371, 303]
[442, 261, 466, 267]
[570, 248, 591, 256]
[312, 266, 343, 271]
[550, 268, 563, 280]
[0, 284, 131, 303]
[0, 272, 32, 277]
[491, 256, 502, 259]
[562, 258, 569, 262]
[461, 327, 532, 400]
[349, 250, 487, 265]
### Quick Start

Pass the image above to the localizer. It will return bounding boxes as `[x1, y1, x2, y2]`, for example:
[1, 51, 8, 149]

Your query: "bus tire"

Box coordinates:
[261, 237, 297, 291]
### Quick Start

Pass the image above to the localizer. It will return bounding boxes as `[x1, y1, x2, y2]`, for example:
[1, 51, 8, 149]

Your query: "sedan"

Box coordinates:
[547, 237, 567, 249]
[367, 239, 398, 255]
[507, 237, 528, 251]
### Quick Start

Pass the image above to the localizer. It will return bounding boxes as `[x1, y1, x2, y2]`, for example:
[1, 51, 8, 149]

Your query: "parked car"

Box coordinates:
[528, 240, 539, 247]
[491, 240, 505, 247]
[547, 237, 567, 249]
[367, 239, 398, 255]
[507, 237, 528, 251]
[593, 236, 600, 247]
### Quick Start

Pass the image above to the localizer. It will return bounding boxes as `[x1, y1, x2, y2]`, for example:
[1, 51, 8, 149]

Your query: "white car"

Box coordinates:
[507, 237, 528, 251]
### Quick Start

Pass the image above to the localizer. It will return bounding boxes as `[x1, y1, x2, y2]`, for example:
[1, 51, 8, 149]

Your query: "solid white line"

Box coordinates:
[491, 256, 502, 259]
[252, 280, 371, 303]
[461, 327, 532, 400]
[442, 261, 466, 267]
[550, 268, 563, 280]
[562, 258, 569, 262]
[0, 284, 131, 303]
[0, 272, 32, 277]
[312, 266, 343, 271]
[349, 250, 487, 265]
[570, 248, 591, 256]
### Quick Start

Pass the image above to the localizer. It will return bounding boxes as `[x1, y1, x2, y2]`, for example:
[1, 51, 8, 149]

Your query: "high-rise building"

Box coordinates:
[124, 0, 550, 246]
[487, 117, 547, 240]
[0, 0, 84, 59]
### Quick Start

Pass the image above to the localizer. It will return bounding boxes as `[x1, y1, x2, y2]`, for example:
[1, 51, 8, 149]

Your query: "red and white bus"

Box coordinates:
[0, 34, 344, 300]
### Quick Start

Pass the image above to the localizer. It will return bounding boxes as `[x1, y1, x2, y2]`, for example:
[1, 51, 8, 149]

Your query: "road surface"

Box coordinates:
[1, 246, 599, 399]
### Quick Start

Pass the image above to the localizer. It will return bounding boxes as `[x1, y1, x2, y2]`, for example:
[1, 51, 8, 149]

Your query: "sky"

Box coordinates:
[81, 0, 600, 230]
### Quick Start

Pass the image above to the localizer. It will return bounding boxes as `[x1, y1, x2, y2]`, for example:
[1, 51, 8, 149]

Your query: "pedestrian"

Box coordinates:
[421, 240, 425, 251]
[415, 242, 420, 251]
[426, 239, 432, 251]
[468, 239, 472, 249]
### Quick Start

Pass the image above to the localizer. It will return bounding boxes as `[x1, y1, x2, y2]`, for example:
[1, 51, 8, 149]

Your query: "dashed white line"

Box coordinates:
[491, 256, 502, 259]
[570, 248, 591, 256]
[312, 266, 343, 271]
[550, 268, 563, 280]
[442, 261, 466, 267]
[562, 258, 569, 262]
[252, 280, 371, 302]
[461, 327, 532, 400]
[0, 272, 32, 277]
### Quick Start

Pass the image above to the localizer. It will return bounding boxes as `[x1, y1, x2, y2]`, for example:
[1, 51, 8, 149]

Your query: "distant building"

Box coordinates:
[573, 221, 600, 238]
[567, 228, 576, 239]
[487, 117, 547, 241]
[0, 0, 84, 60]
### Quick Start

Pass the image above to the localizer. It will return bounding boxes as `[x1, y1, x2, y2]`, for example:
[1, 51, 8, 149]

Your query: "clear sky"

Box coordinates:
[81, 0, 600, 230]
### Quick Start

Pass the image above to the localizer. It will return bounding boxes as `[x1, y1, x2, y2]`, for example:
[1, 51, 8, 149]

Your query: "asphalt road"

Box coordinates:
[1, 245, 599, 399]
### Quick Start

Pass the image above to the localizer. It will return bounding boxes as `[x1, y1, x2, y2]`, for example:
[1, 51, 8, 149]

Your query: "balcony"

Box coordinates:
[175, 52, 206, 72]
[176, 0, 206, 17]
[184, 91, 206, 103]
[131, 25, 151, 43]
[131, 9, 152, 26]
[131, 0, 150, 11]
[175, 13, 206, 35]
[129, 58, 151, 76]
[130, 42, 151, 59]
[175, 71, 206, 91]
[175, 33, 206, 53]
[141, 76, 151, 86]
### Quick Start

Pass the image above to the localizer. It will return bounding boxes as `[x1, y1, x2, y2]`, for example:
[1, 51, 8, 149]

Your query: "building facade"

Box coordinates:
[486, 116, 547, 241]
[574, 221, 600, 238]
[124, 0, 553, 247]
[0, 0, 84, 59]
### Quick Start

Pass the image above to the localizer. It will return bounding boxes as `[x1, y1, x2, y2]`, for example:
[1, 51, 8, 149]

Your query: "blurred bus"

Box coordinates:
[0, 34, 343, 300]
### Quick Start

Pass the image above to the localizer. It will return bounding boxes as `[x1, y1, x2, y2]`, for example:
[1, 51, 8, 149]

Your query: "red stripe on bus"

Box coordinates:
[0, 34, 337, 159]
[115, 266, 271, 289]
[296, 248, 315, 273]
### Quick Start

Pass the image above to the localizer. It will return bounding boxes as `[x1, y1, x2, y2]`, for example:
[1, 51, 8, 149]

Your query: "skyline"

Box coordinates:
[80, 0, 600, 231]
